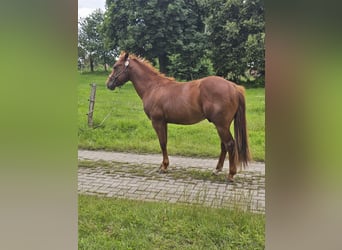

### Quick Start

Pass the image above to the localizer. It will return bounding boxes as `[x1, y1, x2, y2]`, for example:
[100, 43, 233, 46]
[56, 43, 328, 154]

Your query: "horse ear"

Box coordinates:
[124, 52, 129, 61]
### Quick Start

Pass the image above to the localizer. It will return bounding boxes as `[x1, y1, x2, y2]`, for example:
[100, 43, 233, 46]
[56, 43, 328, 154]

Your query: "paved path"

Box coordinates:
[78, 150, 265, 213]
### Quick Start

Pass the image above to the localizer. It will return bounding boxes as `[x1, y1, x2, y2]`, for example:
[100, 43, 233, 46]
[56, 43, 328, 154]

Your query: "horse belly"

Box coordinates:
[166, 113, 204, 125]
[164, 102, 205, 125]
[147, 82, 205, 124]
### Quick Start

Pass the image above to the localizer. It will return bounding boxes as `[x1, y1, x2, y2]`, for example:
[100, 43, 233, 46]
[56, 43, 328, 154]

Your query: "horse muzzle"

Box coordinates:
[106, 78, 117, 90]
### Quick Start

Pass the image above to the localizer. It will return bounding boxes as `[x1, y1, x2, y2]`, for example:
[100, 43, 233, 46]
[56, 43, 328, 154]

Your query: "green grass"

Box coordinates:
[79, 195, 265, 249]
[78, 71, 265, 161]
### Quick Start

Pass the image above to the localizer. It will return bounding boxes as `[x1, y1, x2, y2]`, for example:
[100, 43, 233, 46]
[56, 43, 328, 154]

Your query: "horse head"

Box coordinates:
[106, 52, 130, 90]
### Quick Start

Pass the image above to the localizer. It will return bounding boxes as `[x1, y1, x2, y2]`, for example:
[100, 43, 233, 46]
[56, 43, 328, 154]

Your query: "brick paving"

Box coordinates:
[78, 150, 265, 213]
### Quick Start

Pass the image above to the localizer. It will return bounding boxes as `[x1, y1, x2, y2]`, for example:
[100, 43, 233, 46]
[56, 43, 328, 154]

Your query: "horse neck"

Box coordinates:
[129, 59, 167, 99]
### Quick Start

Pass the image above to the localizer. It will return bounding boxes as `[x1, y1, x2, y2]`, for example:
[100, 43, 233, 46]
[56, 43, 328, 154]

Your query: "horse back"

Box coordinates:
[199, 76, 240, 100]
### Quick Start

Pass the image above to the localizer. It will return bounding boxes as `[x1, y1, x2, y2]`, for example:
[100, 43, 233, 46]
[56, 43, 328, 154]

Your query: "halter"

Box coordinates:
[109, 59, 130, 83]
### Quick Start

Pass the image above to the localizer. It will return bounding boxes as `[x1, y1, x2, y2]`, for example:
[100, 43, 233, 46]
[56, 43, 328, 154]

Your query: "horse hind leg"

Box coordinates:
[226, 138, 238, 182]
[214, 125, 237, 182]
[212, 142, 226, 175]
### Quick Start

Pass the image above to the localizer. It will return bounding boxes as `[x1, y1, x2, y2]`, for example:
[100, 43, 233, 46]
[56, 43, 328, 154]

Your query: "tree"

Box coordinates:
[78, 9, 115, 71]
[103, 0, 209, 76]
[166, 0, 214, 80]
[102, 0, 264, 83]
[206, 0, 264, 82]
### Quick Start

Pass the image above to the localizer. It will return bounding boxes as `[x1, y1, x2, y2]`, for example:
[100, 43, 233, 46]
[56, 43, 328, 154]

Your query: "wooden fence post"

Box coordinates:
[87, 83, 97, 128]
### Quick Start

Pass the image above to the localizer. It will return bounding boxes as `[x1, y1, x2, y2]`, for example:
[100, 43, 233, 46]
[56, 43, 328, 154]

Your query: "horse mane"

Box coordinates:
[120, 52, 175, 81]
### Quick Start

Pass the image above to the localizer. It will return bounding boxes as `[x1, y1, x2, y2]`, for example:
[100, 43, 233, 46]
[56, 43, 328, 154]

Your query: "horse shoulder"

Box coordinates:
[142, 88, 165, 120]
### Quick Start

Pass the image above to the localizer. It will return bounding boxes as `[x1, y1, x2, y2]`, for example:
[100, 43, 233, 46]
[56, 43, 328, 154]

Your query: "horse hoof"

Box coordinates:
[159, 168, 167, 174]
[226, 177, 235, 183]
[212, 169, 221, 176]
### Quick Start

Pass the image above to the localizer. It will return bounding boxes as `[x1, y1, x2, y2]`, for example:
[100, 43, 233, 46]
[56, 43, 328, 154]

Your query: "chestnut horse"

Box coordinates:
[106, 52, 251, 182]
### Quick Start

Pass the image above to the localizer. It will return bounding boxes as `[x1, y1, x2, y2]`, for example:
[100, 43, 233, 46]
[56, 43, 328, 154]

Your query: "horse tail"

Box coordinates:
[234, 85, 251, 166]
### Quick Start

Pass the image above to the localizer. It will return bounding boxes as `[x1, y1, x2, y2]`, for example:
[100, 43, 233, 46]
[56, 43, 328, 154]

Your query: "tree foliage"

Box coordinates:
[78, 9, 115, 71]
[103, 0, 210, 77]
[206, 0, 265, 82]
[78, 0, 265, 86]
[204, 0, 265, 85]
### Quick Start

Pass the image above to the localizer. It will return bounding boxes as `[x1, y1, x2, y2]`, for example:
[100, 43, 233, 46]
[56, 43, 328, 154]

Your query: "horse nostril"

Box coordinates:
[107, 81, 115, 90]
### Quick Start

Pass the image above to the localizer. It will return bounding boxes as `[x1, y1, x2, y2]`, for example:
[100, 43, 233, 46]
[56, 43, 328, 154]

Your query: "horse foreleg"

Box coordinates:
[151, 119, 169, 173]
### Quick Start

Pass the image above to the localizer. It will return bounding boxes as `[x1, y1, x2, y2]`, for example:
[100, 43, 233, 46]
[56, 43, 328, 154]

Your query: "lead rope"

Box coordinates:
[93, 109, 113, 129]
[93, 59, 129, 129]
[92, 87, 121, 129]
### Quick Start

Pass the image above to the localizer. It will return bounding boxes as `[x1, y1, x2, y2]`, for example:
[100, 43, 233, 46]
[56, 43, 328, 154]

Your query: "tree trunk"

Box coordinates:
[103, 53, 107, 72]
[89, 56, 94, 72]
[158, 53, 169, 75]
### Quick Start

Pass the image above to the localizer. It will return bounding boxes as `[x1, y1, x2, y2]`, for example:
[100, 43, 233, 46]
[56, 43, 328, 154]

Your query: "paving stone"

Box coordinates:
[78, 150, 265, 213]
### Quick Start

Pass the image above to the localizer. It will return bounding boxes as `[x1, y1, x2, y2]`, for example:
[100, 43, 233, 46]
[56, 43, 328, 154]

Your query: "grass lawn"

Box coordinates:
[78, 71, 265, 161]
[79, 195, 265, 249]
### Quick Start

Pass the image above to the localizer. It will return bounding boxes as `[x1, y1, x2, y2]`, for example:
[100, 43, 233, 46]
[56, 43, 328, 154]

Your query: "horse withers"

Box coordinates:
[106, 52, 251, 182]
